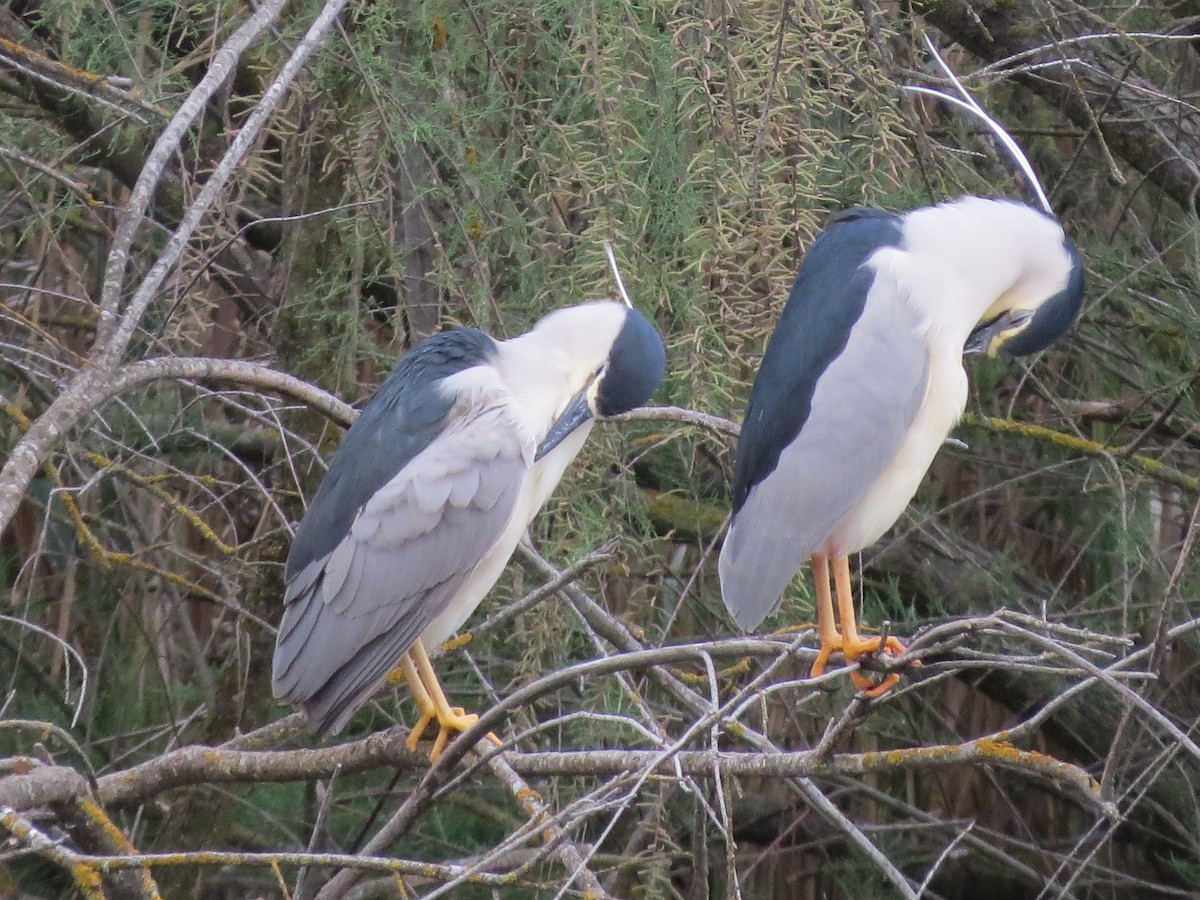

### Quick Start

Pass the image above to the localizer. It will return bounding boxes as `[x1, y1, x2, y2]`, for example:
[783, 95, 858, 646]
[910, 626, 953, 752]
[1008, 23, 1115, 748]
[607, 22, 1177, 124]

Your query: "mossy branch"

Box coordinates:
[0, 805, 526, 892]
[962, 412, 1198, 492]
[503, 740, 1110, 815]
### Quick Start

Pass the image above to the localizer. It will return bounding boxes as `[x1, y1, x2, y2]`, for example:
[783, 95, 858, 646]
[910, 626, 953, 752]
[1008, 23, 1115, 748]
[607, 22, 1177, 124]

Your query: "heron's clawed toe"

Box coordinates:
[850, 669, 901, 696]
[843, 633, 907, 664]
[809, 644, 835, 679]
[429, 710, 476, 761]
[425, 708, 502, 762]
[845, 635, 915, 697]
[405, 712, 437, 753]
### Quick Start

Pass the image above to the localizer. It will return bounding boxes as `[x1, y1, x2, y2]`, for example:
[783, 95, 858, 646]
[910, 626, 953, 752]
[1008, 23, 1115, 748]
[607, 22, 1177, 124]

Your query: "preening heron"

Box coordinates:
[273, 299, 665, 758]
[719, 196, 1084, 694]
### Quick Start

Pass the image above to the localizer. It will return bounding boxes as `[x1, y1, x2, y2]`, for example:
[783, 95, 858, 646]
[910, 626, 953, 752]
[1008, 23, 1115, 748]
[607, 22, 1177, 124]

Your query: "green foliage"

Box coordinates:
[7, 0, 1200, 897]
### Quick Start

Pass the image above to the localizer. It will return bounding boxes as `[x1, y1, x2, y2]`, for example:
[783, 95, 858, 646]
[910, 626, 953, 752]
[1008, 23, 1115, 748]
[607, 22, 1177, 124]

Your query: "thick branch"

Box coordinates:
[109, 357, 356, 427]
[0, 760, 89, 811]
[96, 727, 421, 811]
[1, 615, 1125, 898]
[963, 413, 1199, 492]
[504, 744, 1110, 813]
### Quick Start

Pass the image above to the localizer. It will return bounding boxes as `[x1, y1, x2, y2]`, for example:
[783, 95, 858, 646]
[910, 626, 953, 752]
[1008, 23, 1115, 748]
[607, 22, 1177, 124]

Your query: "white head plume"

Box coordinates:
[904, 34, 1053, 216]
[603, 241, 634, 308]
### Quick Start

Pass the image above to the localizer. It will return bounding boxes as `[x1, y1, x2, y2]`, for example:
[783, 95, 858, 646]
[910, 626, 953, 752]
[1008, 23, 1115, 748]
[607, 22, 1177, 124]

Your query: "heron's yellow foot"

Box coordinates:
[845, 635, 911, 697]
[851, 669, 901, 697]
[427, 707, 503, 762]
[401, 640, 502, 762]
[403, 696, 501, 761]
[810, 642, 836, 679]
[405, 711, 437, 753]
[811, 633, 904, 678]
[810, 635, 913, 697]
[399, 654, 440, 753]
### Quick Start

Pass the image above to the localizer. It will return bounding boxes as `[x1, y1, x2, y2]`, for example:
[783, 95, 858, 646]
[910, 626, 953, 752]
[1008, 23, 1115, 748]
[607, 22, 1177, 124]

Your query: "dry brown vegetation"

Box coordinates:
[3, 1, 1200, 897]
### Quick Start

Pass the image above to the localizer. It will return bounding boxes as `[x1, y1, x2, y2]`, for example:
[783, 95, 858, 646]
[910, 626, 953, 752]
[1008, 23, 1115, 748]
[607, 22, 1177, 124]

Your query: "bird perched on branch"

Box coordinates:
[273, 299, 665, 759]
[719, 195, 1084, 694]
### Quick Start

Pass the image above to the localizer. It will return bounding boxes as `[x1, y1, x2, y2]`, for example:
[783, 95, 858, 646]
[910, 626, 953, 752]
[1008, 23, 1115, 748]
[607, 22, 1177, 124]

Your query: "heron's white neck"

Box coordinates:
[869, 197, 1073, 350]
[492, 300, 628, 444]
[490, 333, 576, 441]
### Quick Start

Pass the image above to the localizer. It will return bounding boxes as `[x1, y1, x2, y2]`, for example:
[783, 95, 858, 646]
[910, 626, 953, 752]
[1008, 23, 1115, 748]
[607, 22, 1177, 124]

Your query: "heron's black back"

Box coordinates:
[286, 328, 498, 580]
[731, 209, 903, 516]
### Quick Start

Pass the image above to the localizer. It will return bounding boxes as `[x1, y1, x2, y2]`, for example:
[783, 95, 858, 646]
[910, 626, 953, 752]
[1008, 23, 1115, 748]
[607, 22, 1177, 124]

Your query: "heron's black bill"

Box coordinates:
[965, 313, 1004, 355]
[535, 391, 593, 461]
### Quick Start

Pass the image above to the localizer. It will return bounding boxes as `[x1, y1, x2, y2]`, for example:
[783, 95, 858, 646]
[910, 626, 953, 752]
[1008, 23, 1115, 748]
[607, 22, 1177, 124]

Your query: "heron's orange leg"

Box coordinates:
[808, 554, 842, 679]
[407, 639, 502, 762]
[832, 555, 907, 696]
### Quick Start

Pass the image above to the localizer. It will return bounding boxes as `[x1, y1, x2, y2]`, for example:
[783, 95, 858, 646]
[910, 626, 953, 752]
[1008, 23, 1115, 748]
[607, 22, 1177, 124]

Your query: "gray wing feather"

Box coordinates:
[285, 558, 325, 611]
[449, 467, 481, 507]
[474, 465, 510, 509]
[272, 405, 530, 734]
[413, 476, 454, 514]
[720, 274, 929, 629]
[320, 538, 358, 602]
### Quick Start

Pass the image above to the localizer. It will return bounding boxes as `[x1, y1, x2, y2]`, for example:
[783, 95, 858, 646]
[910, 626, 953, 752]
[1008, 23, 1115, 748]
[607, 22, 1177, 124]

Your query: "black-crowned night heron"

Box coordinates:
[719, 196, 1084, 695]
[273, 299, 665, 758]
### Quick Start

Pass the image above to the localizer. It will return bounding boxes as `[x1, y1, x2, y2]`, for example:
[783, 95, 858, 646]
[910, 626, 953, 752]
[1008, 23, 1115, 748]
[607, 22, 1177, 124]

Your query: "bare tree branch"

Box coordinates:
[91, 0, 288, 349]
[0, 1, 354, 538]
[914, 0, 1200, 210]
[0, 806, 529, 893]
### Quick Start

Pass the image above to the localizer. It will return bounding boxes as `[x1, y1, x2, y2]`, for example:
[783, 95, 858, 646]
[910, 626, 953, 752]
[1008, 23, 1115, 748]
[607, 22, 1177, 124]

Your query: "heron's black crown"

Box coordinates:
[594, 306, 666, 417]
[999, 235, 1085, 357]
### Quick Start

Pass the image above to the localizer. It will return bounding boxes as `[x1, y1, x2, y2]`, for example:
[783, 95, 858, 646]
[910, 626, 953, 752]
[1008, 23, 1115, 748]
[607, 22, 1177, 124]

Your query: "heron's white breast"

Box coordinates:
[418, 422, 593, 649]
[824, 343, 967, 555]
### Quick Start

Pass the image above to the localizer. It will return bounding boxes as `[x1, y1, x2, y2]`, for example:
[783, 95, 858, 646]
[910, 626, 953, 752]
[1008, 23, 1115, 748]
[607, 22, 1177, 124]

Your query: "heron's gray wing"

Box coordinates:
[272, 404, 530, 734]
[285, 327, 499, 580]
[720, 247, 928, 630]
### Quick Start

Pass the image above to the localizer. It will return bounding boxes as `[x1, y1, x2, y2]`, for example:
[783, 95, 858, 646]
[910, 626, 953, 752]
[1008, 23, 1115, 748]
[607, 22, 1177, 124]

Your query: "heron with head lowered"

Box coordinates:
[719, 67, 1085, 695]
[273, 297, 665, 759]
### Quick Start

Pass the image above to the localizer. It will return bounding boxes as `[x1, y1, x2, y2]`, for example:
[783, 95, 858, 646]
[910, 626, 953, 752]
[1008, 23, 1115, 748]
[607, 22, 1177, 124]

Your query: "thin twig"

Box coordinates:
[608, 405, 741, 439]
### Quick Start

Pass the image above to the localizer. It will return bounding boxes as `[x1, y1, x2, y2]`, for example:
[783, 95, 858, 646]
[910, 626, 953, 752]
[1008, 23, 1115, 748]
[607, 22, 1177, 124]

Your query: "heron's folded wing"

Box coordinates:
[272, 404, 530, 734]
[720, 264, 929, 629]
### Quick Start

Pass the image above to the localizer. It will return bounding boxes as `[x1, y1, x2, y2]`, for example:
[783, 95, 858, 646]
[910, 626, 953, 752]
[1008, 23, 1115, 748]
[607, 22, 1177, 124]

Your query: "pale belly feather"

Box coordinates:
[824, 348, 967, 556]
[418, 422, 594, 649]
